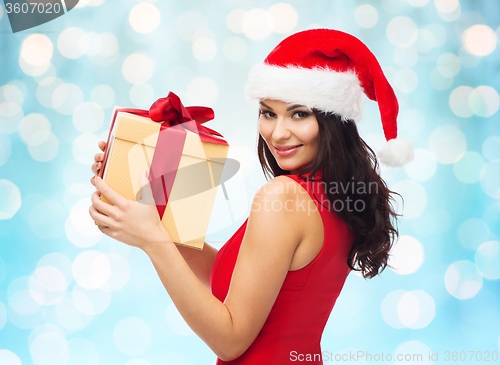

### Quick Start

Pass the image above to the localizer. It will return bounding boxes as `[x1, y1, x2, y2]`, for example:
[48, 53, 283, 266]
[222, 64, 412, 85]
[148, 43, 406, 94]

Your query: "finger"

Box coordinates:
[98, 141, 107, 152]
[94, 176, 125, 207]
[139, 170, 155, 205]
[89, 204, 114, 228]
[94, 152, 104, 162]
[91, 162, 102, 175]
[91, 190, 117, 217]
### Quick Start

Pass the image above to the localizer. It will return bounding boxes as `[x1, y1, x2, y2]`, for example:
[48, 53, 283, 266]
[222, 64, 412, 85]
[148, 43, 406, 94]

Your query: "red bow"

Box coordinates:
[116, 91, 226, 144]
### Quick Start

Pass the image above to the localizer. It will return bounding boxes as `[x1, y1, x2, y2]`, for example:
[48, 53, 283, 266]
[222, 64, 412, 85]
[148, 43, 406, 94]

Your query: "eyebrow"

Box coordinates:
[259, 101, 307, 112]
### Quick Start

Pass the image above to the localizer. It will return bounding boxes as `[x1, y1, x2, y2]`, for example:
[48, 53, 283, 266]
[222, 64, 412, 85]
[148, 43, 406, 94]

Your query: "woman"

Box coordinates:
[90, 29, 413, 364]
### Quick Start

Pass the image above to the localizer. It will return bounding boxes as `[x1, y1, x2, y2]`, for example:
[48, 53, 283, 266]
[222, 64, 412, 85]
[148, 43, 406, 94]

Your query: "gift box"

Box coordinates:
[95, 92, 230, 250]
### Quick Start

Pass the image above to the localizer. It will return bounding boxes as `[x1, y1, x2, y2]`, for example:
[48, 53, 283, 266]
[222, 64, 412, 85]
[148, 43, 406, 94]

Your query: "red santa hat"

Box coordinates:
[244, 28, 414, 167]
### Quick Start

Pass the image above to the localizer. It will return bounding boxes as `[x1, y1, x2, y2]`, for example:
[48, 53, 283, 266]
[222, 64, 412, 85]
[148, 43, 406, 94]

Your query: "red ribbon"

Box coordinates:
[100, 92, 228, 219]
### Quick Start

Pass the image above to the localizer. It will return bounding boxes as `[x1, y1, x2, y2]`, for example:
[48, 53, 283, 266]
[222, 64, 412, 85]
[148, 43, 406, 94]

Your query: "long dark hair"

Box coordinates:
[257, 110, 400, 279]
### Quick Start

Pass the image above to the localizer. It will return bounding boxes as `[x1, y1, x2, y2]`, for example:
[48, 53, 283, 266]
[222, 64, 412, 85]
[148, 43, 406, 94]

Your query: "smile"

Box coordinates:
[274, 144, 303, 156]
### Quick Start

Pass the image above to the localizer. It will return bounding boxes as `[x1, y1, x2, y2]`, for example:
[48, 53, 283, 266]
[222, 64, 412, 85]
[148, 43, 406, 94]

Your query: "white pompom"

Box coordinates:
[378, 138, 414, 167]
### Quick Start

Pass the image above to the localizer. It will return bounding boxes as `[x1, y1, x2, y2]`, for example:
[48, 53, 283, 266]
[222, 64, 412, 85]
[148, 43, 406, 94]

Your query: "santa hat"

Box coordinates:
[244, 29, 414, 167]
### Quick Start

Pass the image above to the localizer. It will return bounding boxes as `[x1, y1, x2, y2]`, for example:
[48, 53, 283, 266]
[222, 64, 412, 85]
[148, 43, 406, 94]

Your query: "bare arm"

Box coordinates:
[91, 141, 219, 292]
[143, 176, 304, 361]
[175, 242, 218, 292]
[91, 144, 304, 361]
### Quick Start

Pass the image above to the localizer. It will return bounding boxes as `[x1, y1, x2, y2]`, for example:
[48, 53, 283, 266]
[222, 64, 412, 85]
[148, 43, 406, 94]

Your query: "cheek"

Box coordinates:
[258, 120, 271, 139]
[297, 122, 319, 145]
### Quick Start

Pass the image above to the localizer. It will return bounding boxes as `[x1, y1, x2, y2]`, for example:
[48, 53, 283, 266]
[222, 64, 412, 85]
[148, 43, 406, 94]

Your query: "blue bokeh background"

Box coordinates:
[1, 0, 499, 364]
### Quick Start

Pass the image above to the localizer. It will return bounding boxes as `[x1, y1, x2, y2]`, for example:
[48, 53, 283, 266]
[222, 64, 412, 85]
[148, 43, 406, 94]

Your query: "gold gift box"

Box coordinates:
[95, 106, 230, 250]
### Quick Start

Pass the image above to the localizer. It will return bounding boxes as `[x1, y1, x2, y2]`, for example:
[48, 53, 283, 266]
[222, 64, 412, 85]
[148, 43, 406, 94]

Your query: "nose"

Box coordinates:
[272, 115, 291, 141]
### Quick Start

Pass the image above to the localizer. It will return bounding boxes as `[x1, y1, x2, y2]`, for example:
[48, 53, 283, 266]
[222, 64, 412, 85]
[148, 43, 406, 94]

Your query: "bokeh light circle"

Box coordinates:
[415, 29, 435, 53]
[67, 338, 99, 365]
[397, 290, 435, 329]
[113, 317, 152, 355]
[0, 179, 22, 220]
[36, 77, 64, 109]
[469, 86, 500, 117]
[394, 341, 432, 365]
[389, 235, 424, 274]
[242, 8, 273, 41]
[475, 241, 500, 280]
[392, 180, 427, 219]
[226, 9, 245, 34]
[449, 86, 474, 117]
[268, 3, 298, 34]
[30, 331, 69, 365]
[58, 27, 89, 59]
[122, 53, 154, 84]
[355, 4, 378, 28]
[72, 283, 111, 316]
[386, 16, 418, 47]
[192, 38, 217, 62]
[129, 3, 161, 34]
[130, 83, 155, 108]
[394, 46, 418, 68]
[407, 0, 429, 6]
[19, 113, 51, 146]
[394, 68, 418, 93]
[52, 83, 84, 115]
[72, 250, 111, 289]
[187, 77, 218, 106]
[176, 11, 207, 41]
[453, 151, 486, 184]
[428, 125, 467, 164]
[430, 68, 453, 90]
[223, 37, 247, 61]
[0, 350, 22, 365]
[28, 132, 59, 162]
[20, 34, 53, 66]
[105, 253, 130, 291]
[56, 296, 93, 331]
[480, 160, 500, 199]
[72, 133, 101, 165]
[404, 149, 437, 181]
[435, 0, 461, 21]
[462, 25, 497, 56]
[73, 102, 105, 133]
[482, 136, 500, 161]
[0, 102, 24, 133]
[8, 276, 43, 315]
[90, 84, 115, 109]
[381, 290, 407, 329]
[445, 260, 483, 300]
[436, 52, 460, 77]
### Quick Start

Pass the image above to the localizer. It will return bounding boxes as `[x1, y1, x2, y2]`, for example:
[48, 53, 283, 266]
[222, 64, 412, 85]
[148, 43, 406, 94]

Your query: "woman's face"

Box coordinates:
[258, 99, 319, 175]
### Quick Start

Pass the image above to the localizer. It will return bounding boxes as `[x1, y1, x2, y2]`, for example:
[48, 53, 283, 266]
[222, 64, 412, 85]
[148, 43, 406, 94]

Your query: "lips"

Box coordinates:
[274, 144, 303, 151]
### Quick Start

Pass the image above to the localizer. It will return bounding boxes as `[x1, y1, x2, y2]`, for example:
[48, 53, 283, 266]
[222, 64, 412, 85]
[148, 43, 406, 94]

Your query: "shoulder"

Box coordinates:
[254, 175, 307, 202]
[248, 176, 311, 241]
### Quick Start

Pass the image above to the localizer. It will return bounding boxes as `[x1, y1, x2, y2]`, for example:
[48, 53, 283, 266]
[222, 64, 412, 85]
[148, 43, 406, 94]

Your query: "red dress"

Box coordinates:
[210, 170, 354, 364]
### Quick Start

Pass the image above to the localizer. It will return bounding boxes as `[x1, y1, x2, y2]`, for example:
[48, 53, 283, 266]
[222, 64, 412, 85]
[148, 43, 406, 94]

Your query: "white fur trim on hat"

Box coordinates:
[378, 138, 414, 167]
[244, 63, 365, 122]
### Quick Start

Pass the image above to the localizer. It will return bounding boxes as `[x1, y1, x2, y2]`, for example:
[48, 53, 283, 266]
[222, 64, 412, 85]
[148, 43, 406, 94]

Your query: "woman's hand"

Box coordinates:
[89, 170, 173, 251]
[91, 141, 107, 186]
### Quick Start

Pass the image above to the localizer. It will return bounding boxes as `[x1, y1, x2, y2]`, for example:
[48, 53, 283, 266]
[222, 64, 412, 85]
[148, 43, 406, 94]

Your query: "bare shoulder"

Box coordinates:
[254, 175, 310, 201]
[249, 176, 315, 242]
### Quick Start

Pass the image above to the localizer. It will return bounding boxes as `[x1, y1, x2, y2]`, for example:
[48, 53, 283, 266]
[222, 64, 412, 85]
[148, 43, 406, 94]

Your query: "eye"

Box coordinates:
[292, 111, 310, 119]
[259, 109, 276, 118]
